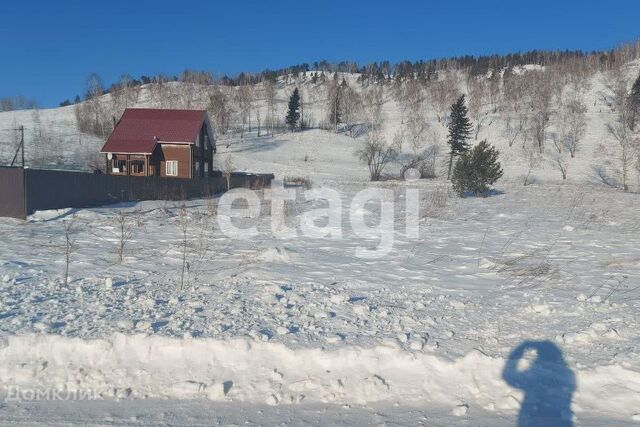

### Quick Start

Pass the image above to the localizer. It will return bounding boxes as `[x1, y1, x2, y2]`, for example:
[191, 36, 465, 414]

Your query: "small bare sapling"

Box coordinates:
[62, 216, 78, 287]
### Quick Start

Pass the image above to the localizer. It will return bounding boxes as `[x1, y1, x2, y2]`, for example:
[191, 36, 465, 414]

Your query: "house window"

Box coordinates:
[130, 160, 145, 175]
[166, 160, 178, 176]
[113, 158, 127, 174]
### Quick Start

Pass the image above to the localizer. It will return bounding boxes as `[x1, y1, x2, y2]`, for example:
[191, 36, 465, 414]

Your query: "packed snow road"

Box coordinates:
[0, 398, 628, 426]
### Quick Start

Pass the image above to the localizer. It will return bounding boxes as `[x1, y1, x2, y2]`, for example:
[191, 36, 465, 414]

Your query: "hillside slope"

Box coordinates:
[1, 68, 640, 424]
[1, 60, 639, 190]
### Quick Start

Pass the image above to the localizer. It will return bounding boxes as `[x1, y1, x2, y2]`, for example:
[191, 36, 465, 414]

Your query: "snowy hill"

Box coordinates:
[1, 59, 640, 190]
[1, 60, 640, 426]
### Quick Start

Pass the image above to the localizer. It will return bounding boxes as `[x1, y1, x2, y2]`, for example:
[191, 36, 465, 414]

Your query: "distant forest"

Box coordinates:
[1, 41, 639, 112]
[50, 39, 640, 107]
[2, 40, 639, 192]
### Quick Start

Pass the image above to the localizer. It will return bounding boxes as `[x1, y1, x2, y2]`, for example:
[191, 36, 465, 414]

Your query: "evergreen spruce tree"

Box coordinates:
[451, 140, 503, 197]
[286, 88, 301, 131]
[446, 95, 474, 179]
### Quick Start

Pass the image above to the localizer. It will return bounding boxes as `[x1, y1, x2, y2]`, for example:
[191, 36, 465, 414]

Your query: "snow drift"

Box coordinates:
[0, 334, 638, 422]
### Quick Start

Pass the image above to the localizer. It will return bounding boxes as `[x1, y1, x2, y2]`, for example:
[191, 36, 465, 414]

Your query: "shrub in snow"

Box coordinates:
[283, 176, 313, 189]
[451, 140, 503, 197]
[357, 135, 398, 181]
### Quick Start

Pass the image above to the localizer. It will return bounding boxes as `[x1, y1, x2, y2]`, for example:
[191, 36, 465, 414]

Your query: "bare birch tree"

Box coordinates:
[503, 114, 528, 148]
[234, 84, 252, 138]
[113, 209, 138, 263]
[62, 216, 78, 287]
[178, 70, 213, 109]
[358, 132, 397, 181]
[264, 80, 277, 135]
[557, 97, 587, 158]
[207, 85, 232, 137]
[358, 86, 395, 180]
[467, 78, 490, 139]
[178, 206, 190, 291]
[603, 66, 638, 191]
[325, 74, 341, 131]
[525, 70, 555, 154]
[427, 71, 460, 123]
[521, 140, 541, 186]
[75, 73, 108, 137]
[502, 69, 526, 113]
[362, 86, 385, 127]
[340, 80, 362, 137]
[150, 74, 172, 108]
[111, 74, 140, 117]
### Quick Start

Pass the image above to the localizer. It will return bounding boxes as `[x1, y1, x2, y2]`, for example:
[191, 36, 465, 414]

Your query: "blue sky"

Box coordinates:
[1, 0, 639, 107]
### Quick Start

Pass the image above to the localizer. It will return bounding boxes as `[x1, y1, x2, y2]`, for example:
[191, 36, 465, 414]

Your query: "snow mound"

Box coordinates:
[258, 247, 292, 263]
[0, 334, 639, 422]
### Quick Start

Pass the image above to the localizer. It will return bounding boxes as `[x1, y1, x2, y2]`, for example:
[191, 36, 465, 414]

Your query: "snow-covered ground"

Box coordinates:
[0, 126, 639, 425]
[1, 62, 640, 424]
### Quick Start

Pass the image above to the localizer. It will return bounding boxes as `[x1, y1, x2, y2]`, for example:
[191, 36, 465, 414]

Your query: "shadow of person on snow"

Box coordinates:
[502, 340, 575, 427]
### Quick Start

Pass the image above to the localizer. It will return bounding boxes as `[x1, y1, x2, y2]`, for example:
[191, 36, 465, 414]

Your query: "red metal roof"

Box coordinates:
[100, 108, 206, 154]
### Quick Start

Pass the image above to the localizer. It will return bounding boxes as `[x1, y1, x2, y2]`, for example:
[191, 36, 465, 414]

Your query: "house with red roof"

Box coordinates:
[100, 108, 215, 179]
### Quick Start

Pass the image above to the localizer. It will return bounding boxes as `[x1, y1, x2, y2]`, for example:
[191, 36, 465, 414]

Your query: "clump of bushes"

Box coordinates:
[451, 140, 503, 197]
[284, 176, 313, 189]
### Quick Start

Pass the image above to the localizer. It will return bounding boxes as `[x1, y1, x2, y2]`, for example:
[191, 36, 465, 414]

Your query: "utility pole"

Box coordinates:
[10, 125, 25, 168]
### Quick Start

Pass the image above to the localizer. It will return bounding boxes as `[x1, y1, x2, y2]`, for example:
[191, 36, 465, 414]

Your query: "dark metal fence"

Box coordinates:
[0, 166, 274, 219]
[0, 167, 25, 219]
